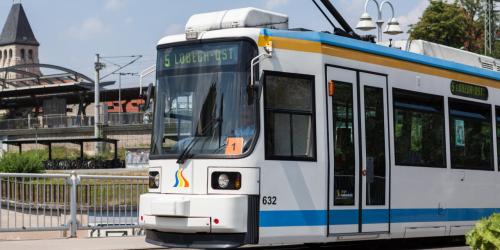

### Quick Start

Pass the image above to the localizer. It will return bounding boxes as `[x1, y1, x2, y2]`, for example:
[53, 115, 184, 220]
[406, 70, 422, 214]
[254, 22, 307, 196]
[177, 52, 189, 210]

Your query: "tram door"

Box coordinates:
[327, 66, 390, 234]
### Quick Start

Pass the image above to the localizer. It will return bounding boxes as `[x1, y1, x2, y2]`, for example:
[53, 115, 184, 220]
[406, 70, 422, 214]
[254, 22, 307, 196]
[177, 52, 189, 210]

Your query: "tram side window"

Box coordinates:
[497, 107, 500, 171]
[393, 89, 445, 168]
[264, 72, 316, 161]
[333, 82, 355, 205]
[449, 99, 493, 171]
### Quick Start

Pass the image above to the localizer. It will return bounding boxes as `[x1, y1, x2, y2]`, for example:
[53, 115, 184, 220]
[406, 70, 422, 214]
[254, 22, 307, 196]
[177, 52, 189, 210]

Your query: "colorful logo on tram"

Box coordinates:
[173, 167, 189, 188]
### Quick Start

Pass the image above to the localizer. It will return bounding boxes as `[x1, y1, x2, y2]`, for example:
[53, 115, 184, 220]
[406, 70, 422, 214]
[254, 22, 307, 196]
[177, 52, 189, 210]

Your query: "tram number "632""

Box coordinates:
[262, 196, 277, 205]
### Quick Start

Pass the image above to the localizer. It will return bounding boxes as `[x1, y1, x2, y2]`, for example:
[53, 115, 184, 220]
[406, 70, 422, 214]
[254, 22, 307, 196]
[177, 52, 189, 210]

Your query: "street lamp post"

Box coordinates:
[356, 0, 403, 42]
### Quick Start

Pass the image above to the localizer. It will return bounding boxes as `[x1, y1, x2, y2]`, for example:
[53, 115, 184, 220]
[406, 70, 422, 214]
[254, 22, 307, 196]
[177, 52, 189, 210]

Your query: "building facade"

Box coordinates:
[0, 3, 41, 79]
[0, 3, 152, 168]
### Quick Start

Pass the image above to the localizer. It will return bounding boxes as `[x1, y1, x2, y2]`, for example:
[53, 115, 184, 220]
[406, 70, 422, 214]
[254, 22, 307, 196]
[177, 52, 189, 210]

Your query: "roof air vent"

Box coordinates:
[185, 7, 288, 36]
[479, 58, 495, 71]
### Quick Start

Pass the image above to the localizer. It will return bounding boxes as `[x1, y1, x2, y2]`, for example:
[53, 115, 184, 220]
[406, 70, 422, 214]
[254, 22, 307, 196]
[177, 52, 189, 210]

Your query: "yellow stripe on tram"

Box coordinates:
[258, 35, 500, 89]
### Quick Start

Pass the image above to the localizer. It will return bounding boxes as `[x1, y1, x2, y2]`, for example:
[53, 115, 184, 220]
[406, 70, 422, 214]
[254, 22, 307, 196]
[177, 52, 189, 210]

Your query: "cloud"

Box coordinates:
[67, 17, 109, 40]
[338, 0, 365, 13]
[265, 0, 289, 10]
[337, 0, 366, 24]
[165, 24, 184, 35]
[398, 0, 429, 31]
[124, 17, 134, 25]
[105, 0, 126, 11]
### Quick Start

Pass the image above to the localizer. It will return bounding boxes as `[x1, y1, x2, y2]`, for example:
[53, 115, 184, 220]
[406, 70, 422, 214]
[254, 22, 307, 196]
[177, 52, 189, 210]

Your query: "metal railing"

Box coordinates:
[0, 173, 70, 232]
[76, 175, 148, 232]
[43, 159, 125, 170]
[0, 112, 150, 130]
[0, 173, 148, 237]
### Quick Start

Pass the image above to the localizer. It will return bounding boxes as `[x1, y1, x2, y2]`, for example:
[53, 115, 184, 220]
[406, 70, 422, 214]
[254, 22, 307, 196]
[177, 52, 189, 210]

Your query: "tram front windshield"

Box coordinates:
[151, 40, 257, 158]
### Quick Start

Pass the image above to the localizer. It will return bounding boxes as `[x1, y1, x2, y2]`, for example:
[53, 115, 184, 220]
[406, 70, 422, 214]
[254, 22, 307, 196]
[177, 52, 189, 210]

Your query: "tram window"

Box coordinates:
[497, 107, 500, 171]
[364, 86, 386, 206]
[264, 71, 316, 161]
[332, 82, 355, 205]
[449, 98, 493, 171]
[393, 89, 445, 168]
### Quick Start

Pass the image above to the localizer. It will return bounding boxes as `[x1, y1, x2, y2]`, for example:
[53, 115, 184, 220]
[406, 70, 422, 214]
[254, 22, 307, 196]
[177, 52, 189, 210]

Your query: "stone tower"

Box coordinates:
[0, 3, 41, 80]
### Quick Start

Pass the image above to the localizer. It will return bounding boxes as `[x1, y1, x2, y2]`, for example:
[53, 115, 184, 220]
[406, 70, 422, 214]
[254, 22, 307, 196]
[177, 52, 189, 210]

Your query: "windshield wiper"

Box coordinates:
[176, 136, 200, 164]
[176, 115, 222, 164]
[217, 94, 224, 148]
[176, 79, 220, 164]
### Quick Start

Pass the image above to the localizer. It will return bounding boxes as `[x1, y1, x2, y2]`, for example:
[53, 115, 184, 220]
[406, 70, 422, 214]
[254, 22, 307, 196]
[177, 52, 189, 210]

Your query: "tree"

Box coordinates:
[409, 0, 500, 58]
[493, 42, 500, 58]
[409, 1, 471, 50]
[458, 0, 483, 19]
[456, 0, 484, 52]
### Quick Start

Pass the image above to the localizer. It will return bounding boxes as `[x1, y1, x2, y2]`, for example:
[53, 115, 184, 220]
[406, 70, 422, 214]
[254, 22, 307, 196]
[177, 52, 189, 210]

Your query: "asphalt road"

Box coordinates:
[0, 236, 470, 250]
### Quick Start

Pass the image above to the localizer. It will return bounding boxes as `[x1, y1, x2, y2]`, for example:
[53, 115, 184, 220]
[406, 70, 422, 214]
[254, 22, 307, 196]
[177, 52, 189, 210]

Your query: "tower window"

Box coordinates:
[28, 49, 33, 60]
[9, 49, 12, 58]
[3, 50, 6, 59]
[20, 49, 25, 60]
[0, 50, 2, 60]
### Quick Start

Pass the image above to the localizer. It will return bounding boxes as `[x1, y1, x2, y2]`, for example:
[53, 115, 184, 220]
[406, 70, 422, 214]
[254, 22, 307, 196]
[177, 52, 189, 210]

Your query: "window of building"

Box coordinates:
[449, 98, 493, 171]
[393, 89, 445, 168]
[20, 49, 25, 60]
[264, 71, 316, 161]
[9, 49, 12, 58]
[0, 50, 2, 60]
[3, 50, 6, 59]
[28, 49, 33, 60]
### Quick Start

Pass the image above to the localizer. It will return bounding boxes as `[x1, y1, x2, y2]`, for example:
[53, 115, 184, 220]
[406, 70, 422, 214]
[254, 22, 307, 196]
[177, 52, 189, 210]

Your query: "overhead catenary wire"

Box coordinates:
[99, 55, 143, 81]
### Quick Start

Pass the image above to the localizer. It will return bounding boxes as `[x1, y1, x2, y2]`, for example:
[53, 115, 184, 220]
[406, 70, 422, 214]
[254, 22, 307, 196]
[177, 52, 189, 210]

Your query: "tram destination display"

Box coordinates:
[163, 44, 239, 69]
[450, 80, 488, 100]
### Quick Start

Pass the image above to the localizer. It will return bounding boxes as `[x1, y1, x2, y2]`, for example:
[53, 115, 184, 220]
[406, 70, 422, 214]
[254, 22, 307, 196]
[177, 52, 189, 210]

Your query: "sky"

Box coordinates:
[0, 0, 431, 88]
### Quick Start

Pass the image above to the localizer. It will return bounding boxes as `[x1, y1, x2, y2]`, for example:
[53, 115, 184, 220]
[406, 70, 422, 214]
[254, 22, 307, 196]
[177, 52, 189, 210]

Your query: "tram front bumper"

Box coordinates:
[139, 193, 249, 233]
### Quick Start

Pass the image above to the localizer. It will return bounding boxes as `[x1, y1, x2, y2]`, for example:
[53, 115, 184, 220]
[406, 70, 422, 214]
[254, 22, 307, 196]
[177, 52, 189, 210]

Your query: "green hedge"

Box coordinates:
[0, 151, 44, 173]
[466, 213, 500, 250]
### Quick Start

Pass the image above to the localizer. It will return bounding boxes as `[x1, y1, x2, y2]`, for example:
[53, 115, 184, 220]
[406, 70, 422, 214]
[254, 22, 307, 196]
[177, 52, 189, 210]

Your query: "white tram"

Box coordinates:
[139, 6, 500, 249]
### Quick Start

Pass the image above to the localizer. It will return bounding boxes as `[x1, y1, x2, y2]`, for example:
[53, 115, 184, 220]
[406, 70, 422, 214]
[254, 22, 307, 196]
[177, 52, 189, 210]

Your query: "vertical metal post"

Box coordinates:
[376, 21, 383, 43]
[119, 73, 122, 124]
[69, 172, 79, 237]
[48, 143, 52, 161]
[80, 142, 84, 160]
[94, 54, 101, 140]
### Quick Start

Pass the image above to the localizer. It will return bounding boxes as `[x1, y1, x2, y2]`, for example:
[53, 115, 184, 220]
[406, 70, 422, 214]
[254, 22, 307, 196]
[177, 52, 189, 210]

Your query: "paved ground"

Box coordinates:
[0, 236, 168, 250]
[0, 236, 470, 250]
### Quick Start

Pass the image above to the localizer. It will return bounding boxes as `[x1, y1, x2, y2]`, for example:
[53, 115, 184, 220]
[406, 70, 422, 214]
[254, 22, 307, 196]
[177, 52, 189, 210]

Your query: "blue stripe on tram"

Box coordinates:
[259, 210, 327, 227]
[259, 208, 499, 227]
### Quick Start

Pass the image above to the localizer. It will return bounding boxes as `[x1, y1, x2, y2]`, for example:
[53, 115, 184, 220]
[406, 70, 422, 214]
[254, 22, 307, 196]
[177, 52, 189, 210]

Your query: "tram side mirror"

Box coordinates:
[247, 84, 254, 105]
[247, 77, 261, 105]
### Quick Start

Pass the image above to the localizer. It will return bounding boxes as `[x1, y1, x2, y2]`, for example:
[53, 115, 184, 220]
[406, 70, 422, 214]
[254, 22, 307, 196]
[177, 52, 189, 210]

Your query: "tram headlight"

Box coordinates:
[149, 171, 160, 189]
[211, 172, 241, 190]
[218, 174, 230, 189]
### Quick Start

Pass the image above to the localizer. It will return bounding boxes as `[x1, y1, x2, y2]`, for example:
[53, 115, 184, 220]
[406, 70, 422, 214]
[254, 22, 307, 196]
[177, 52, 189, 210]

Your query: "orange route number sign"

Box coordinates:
[225, 137, 244, 155]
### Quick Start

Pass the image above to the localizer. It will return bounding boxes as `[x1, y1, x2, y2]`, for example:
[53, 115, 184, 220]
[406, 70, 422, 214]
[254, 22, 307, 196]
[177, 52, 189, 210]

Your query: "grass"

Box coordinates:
[5, 146, 128, 162]
[0, 146, 148, 207]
